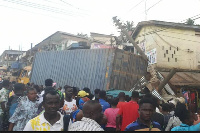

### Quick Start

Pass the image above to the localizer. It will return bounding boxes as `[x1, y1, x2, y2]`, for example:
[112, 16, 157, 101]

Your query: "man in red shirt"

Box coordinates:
[116, 91, 139, 131]
[117, 92, 126, 109]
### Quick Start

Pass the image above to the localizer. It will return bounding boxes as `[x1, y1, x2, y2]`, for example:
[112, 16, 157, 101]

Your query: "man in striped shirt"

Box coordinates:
[68, 100, 104, 131]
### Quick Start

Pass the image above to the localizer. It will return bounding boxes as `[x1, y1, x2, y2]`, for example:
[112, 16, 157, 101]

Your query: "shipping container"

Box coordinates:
[30, 48, 147, 92]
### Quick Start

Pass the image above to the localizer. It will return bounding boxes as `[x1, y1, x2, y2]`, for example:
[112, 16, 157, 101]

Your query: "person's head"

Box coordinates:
[110, 98, 119, 107]
[139, 97, 156, 122]
[131, 91, 139, 102]
[144, 94, 160, 108]
[94, 89, 100, 95]
[43, 89, 60, 115]
[180, 110, 195, 126]
[2, 80, 10, 89]
[14, 83, 25, 96]
[125, 95, 131, 102]
[27, 88, 37, 101]
[99, 90, 106, 99]
[64, 85, 73, 99]
[161, 103, 170, 113]
[11, 81, 16, 85]
[82, 100, 103, 124]
[118, 92, 125, 101]
[83, 87, 91, 94]
[45, 79, 53, 87]
[72, 87, 78, 98]
[57, 86, 62, 91]
[33, 85, 40, 94]
[174, 102, 194, 125]
[77, 90, 89, 98]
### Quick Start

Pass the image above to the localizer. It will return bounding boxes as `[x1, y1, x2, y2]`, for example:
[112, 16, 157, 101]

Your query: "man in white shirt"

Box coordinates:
[68, 100, 104, 131]
[24, 89, 68, 131]
[62, 85, 77, 115]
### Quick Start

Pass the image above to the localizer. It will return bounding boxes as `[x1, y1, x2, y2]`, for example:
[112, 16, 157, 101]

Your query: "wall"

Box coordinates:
[134, 25, 200, 70]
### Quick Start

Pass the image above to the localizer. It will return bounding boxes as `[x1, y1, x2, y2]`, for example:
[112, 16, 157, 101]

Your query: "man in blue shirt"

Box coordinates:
[98, 90, 110, 130]
[125, 97, 162, 131]
[98, 90, 110, 112]
[171, 110, 200, 131]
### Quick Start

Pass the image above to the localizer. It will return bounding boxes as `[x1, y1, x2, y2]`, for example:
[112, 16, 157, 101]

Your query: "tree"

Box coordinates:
[186, 18, 194, 25]
[119, 21, 135, 43]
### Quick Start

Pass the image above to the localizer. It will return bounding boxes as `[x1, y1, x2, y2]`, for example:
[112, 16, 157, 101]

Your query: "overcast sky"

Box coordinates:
[0, 0, 200, 55]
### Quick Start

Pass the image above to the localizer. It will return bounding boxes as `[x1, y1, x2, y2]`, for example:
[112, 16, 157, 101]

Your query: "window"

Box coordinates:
[174, 50, 176, 54]
[170, 47, 171, 50]
[166, 50, 168, 54]
[177, 47, 179, 51]
[164, 54, 166, 58]
[175, 58, 177, 62]
[172, 54, 173, 58]
[168, 58, 170, 62]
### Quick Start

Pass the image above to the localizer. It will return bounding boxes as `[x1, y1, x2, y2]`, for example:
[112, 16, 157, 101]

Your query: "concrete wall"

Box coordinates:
[134, 25, 200, 70]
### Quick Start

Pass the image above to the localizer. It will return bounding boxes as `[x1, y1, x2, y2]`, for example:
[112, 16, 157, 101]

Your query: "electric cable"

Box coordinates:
[3, 0, 87, 17]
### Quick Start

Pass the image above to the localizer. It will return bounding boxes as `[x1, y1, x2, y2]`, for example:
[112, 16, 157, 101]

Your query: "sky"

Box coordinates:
[0, 0, 200, 55]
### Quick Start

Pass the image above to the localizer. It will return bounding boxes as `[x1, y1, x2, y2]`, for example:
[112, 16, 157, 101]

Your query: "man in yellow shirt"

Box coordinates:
[23, 88, 68, 131]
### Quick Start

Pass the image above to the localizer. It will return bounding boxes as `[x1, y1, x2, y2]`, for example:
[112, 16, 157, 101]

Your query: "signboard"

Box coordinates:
[146, 48, 157, 64]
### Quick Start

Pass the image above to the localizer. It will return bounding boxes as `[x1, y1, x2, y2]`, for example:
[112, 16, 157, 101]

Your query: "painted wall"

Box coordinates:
[134, 25, 200, 70]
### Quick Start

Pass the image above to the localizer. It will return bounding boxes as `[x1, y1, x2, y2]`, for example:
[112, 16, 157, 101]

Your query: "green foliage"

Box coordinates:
[120, 21, 135, 43]
[186, 18, 194, 25]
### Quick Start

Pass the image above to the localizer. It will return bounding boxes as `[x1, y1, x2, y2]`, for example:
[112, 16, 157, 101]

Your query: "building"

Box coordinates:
[132, 20, 200, 71]
[90, 32, 117, 49]
[19, 31, 91, 65]
[132, 20, 200, 112]
[0, 50, 25, 67]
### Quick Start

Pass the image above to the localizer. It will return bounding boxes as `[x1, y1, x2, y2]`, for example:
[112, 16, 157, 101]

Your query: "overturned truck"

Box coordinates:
[30, 48, 147, 92]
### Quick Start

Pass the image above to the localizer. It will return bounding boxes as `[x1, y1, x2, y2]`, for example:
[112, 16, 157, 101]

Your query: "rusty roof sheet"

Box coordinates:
[160, 72, 200, 86]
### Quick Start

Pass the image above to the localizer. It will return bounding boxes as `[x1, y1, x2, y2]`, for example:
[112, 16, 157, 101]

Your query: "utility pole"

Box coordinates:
[113, 16, 148, 61]
[30, 43, 33, 56]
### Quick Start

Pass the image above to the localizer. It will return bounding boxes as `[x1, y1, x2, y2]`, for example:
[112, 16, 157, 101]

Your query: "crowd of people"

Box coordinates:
[0, 78, 200, 131]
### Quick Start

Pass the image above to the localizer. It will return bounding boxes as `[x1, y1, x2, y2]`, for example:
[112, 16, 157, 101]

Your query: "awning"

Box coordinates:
[160, 72, 200, 86]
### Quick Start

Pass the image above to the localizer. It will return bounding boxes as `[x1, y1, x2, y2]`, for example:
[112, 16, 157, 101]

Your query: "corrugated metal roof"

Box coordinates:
[160, 72, 200, 86]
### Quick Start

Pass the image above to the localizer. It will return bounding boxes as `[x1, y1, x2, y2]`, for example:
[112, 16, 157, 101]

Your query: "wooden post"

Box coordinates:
[158, 68, 176, 93]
